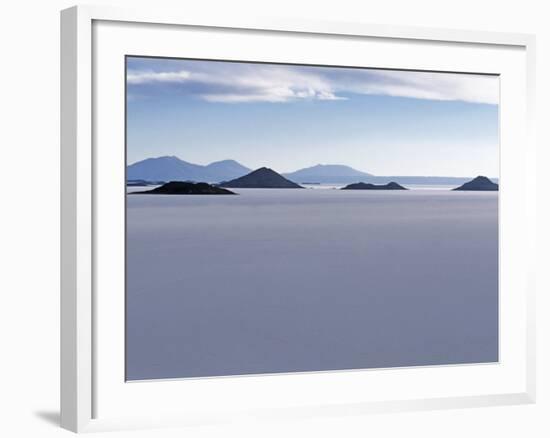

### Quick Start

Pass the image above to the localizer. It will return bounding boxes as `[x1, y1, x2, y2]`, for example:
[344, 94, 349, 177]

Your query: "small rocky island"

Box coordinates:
[452, 176, 498, 191]
[221, 167, 303, 188]
[132, 181, 236, 195]
[341, 181, 407, 190]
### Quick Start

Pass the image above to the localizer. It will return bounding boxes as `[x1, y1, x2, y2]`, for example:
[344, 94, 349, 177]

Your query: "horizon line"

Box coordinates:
[127, 155, 498, 180]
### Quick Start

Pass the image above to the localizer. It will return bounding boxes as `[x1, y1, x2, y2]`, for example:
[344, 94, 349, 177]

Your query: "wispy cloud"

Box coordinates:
[126, 59, 498, 105]
[126, 70, 191, 84]
[126, 64, 346, 103]
[350, 70, 498, 105]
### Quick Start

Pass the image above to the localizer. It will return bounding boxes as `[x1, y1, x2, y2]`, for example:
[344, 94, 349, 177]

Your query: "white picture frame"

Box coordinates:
[60, 4, 537, 433]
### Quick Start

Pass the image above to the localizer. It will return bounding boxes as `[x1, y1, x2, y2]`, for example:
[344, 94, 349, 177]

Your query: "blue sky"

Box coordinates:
[126, 57, 499, 177]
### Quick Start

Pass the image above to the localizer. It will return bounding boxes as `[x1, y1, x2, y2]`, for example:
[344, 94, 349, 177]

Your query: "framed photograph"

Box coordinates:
[61, 5, 536, 433]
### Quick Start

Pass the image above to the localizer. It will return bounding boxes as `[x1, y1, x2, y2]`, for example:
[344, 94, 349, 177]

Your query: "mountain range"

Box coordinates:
[126, 156, 496, 186]
[127, 156, 251, 183]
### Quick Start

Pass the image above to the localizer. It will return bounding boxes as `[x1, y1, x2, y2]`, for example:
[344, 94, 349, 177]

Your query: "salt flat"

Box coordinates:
[126, 188, 498, 380]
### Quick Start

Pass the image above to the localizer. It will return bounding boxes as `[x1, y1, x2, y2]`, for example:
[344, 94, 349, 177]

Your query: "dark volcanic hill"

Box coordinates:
[132, 181, 236, 195]
[341, 181, 407, 190]
[452, 176, 498, 191]
[221, 167, 303, 188]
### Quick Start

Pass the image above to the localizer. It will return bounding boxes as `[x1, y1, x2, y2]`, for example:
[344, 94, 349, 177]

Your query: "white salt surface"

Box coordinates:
[126, 188, 498, 380]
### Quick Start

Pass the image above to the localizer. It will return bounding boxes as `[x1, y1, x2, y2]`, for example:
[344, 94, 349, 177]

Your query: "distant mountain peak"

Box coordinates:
[283, 163, 373, 184]
[221, 167, 303, 188]
[206, 159, 235, 167]
[313, 163, 347, 168]
[209, 159, 240, 164]
[153, 155, 186, 162]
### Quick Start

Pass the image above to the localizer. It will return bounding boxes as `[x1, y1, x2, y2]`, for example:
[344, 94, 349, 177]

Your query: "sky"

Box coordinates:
[126, 57, 499, 177]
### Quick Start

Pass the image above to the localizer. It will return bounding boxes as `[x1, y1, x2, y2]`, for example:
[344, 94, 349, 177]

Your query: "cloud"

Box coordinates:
[201, 87, 345, 103]
[126, 70, 191, 84]
[127, 64, 347, 103]
[350, 70, 499, 105]
[126, 59, 498, 105]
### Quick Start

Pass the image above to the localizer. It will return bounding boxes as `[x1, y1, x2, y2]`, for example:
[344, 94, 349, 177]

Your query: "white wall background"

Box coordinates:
[0, 1, 547, 437]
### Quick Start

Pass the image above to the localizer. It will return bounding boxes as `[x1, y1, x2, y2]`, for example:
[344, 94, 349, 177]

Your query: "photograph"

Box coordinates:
[125, 56, 499, 381]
